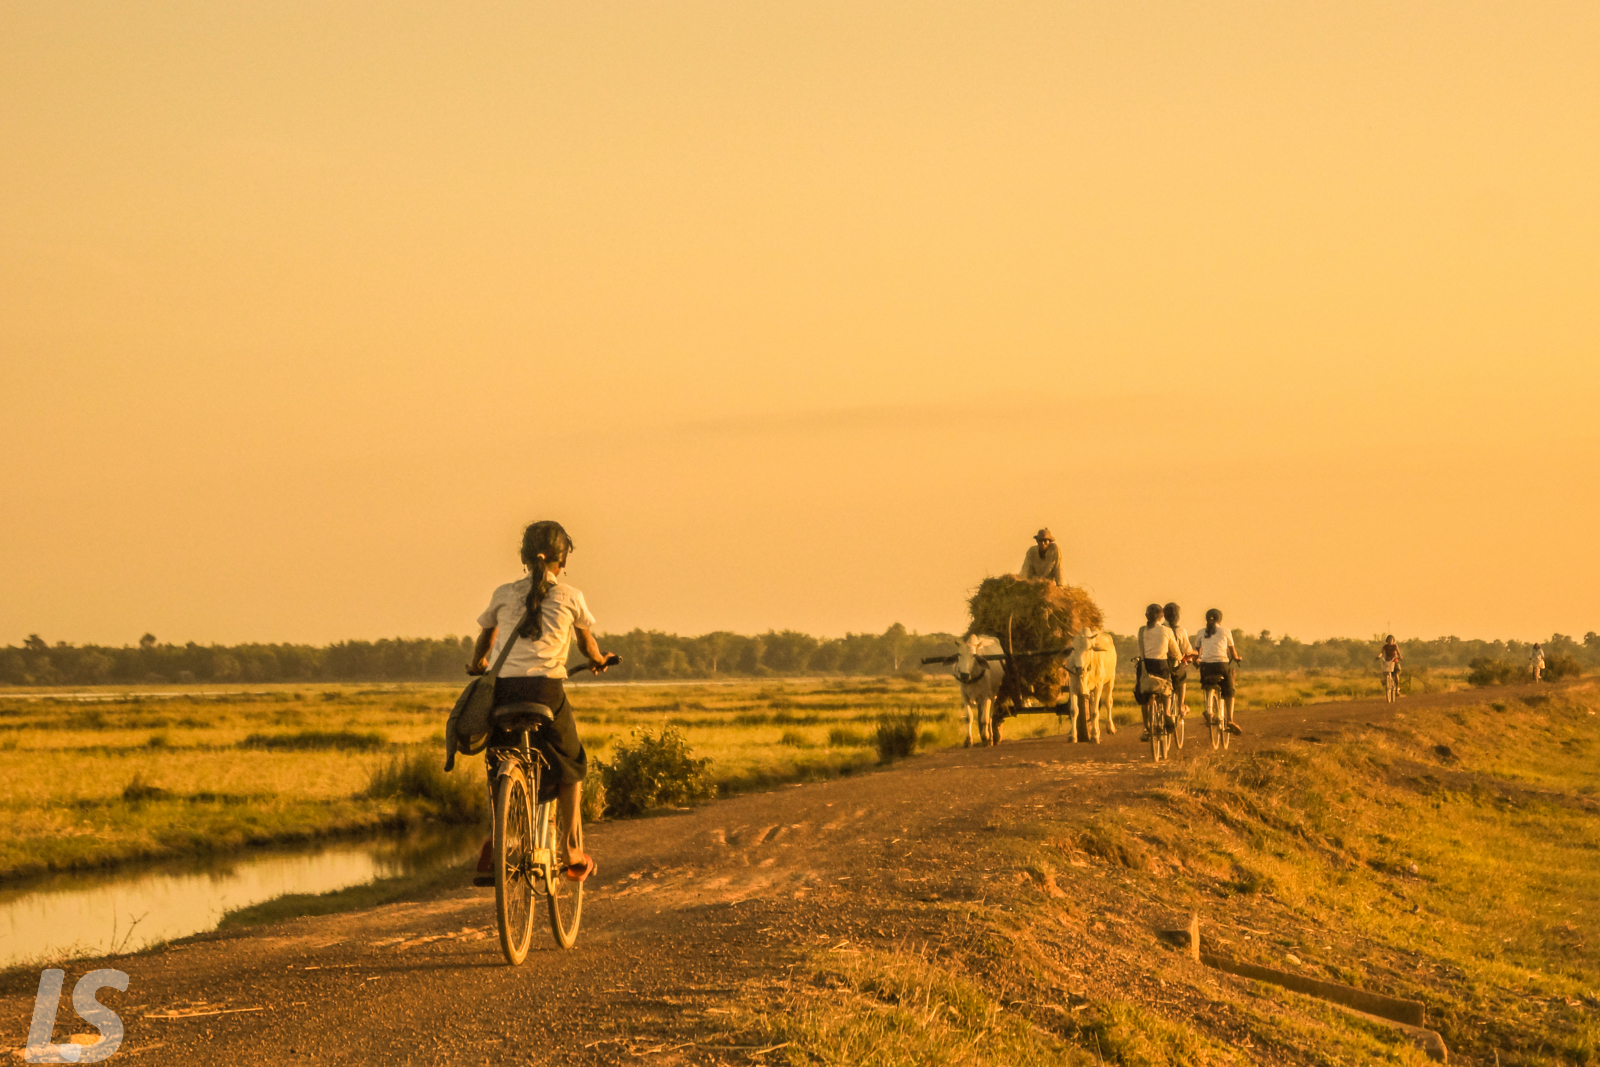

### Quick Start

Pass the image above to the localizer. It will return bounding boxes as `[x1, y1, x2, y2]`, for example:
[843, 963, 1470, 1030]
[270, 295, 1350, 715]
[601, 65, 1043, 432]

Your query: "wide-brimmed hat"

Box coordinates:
[1034, 528, 1054, 542]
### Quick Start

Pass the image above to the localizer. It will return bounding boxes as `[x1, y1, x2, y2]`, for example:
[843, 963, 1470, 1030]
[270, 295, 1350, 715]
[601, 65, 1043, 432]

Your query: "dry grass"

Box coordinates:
[0, 668, 1445, 881]
[968, 576, 1103, 706]
[0, 677, 963, 878]
[720, 683, 1600, 1066]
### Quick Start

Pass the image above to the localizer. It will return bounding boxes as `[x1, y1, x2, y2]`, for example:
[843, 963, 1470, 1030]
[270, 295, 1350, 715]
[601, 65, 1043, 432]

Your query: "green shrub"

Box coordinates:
[874, 712, 921, 763]
[365, 749, 486, 823]
[779, 730, 809, 747]
[240, 730, 385, 751]
[601, 727, 714, 818]
[1467, 657, 1522, 687]
[827, 726, 866, 747]
[122, 773, 173, 804]
[1544, 651, 1583, 682]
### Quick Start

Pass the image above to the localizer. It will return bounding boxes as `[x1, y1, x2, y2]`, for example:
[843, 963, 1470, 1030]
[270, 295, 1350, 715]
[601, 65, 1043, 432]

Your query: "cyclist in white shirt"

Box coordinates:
[467, 521, 611, 883]
[1136, 603, 1185, 740]
[1530, 643, 1545, 682]
[1163, 603, 1195, 719]
[1196, 608, 1242, 734]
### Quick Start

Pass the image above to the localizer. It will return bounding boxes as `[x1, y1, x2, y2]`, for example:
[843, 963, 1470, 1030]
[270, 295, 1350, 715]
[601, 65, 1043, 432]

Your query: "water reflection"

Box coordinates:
[0, 826, 480, 967]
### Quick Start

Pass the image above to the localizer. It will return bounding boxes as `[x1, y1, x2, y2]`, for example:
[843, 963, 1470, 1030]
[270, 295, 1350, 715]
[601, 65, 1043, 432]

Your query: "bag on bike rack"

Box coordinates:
[1133, 662, 1172, 704]
[443, 610, 527, 771]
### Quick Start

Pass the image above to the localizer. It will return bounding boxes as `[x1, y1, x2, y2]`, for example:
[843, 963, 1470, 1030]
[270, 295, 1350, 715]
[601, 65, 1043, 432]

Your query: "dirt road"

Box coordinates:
[0, 687, 1506, 1064]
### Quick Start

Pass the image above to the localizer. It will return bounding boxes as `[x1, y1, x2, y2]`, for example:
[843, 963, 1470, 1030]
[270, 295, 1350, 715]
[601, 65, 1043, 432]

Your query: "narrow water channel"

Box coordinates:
[0, 826, 480, 968]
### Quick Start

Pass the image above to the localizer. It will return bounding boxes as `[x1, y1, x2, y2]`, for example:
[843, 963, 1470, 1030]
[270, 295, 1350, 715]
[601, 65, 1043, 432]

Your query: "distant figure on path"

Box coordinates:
[1380, 635, 1403, 692]
[1531, 643, 1545, 682]
[468, 521, 611, 884]
[1020, 529, 1062, 584]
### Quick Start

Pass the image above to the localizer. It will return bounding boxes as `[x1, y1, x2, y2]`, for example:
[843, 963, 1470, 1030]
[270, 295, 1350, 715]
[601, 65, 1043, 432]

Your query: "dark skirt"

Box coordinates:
[1140, 657, 1172, 680]
[1198, 662, 1236, 699]
[492, 676, 588, 793]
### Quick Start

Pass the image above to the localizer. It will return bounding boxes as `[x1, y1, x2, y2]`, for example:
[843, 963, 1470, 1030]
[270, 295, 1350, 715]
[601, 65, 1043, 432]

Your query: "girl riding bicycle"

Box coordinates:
[1380, 635, 1402, 688]
[469, 521, 610, 883]
[1196, 609, 1242, 735]
[1136, 603, 1185, 743]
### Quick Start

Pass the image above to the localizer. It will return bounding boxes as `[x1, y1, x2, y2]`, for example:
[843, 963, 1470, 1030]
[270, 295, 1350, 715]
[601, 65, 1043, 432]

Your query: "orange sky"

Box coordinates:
[3, 2, 1598, 646]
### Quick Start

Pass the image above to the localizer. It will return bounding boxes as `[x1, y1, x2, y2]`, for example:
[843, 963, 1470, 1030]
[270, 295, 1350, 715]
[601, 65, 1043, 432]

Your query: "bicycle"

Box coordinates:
[1142, 679, 1176, 761]
[1204, 683, 1229, 750]
[1382, 661, 1401, 703]
[481, 703, 582, 962]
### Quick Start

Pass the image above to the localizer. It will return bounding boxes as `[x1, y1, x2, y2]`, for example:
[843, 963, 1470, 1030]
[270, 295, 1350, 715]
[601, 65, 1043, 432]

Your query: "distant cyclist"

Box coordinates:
[1196, 609, 1242, 735]
[468, 521, 609, 884]
[1137, 603, 1185, 741]
[1163, 603, 1195, 718]
[1380, 635, 1402, 693]
[1530, 643, 1545, 682]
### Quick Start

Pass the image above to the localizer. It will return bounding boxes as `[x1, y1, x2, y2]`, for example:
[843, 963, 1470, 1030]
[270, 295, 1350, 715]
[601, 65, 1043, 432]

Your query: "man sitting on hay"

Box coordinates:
[1020, 528, 1063, 585]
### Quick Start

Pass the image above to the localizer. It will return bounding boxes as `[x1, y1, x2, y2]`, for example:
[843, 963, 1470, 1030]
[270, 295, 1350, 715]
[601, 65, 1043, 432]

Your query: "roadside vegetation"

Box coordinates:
[0, 678, 963, 880]
[1470, 651, 1583, 687]
[0, 665, 1516, 882]
[721, 683, 1600, 1066]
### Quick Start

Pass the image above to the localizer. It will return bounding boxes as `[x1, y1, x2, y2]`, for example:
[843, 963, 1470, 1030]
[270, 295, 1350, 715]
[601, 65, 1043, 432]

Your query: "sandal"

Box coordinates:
[564, 852, 598, 882]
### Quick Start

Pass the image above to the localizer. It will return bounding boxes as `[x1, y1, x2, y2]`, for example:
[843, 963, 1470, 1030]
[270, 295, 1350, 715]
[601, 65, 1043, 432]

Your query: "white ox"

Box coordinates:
[953, 634, 1005, 747]
[1064, 629, 1118, 743]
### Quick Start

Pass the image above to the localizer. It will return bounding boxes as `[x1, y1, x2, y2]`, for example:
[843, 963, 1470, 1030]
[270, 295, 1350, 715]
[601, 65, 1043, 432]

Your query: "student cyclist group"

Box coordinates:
[1026, 529, 1243, 738]
[1135, 602, 1243, 738]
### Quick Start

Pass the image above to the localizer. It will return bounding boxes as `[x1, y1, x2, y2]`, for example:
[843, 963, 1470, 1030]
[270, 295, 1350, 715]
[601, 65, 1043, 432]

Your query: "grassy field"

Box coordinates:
[0, 667, 1465, 882]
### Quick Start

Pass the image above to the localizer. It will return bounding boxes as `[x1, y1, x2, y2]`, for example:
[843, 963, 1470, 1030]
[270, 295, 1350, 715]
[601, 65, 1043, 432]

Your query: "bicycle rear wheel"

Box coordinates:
[1174, 701, 1185, 750]
[494, 764, 536, 965]
[539, 798, 583, 948]
[1207, 689, 1222, 750]
[1145, 697, 1161, 760]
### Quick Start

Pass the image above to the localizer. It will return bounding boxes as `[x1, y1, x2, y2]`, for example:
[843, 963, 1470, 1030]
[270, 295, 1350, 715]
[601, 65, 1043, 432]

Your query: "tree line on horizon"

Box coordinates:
[3, 626, 1596, 687]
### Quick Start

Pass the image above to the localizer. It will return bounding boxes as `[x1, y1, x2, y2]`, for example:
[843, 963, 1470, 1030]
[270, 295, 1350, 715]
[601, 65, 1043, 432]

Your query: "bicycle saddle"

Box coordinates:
[492, 702, 555, 732]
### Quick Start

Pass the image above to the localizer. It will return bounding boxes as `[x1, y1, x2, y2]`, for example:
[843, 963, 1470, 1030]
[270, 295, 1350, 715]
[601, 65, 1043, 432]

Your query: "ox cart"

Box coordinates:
[921, 645, 1095, 743]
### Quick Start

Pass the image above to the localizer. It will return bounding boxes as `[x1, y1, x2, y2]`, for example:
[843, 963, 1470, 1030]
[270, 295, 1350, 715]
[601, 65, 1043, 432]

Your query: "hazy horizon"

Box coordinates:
[4, 3, 1597, 647]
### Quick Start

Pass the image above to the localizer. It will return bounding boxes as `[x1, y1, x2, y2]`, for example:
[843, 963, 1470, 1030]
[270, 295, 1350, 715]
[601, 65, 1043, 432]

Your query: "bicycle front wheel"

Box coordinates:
[494, 764, 536, 965]
[1174, 704, 1186, 750]
[1147, 698, 1162, 761]
[1207, 689, 1222, 750]
[538, 798, 583, 949]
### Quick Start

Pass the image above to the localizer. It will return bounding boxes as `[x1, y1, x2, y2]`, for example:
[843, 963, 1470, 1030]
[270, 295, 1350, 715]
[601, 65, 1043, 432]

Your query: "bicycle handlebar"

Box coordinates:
[570, 653, 622, 675]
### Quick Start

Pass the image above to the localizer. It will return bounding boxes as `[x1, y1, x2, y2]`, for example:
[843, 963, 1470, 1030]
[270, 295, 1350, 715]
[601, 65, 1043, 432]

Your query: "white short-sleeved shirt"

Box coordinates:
[1138, 623, 1183, 661]
[1196, 627, 1238, 663]
[1169, 624, 1191, 659]
[477, 576, 597, 678]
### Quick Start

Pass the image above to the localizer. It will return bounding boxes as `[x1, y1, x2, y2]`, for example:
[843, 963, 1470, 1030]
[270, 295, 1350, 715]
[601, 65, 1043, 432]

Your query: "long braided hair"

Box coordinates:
[518, 521, 575, 639]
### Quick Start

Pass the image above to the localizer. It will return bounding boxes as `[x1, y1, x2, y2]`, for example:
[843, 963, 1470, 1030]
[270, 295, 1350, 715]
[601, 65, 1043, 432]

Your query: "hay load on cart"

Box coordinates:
[967, 575, 1104, 711]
